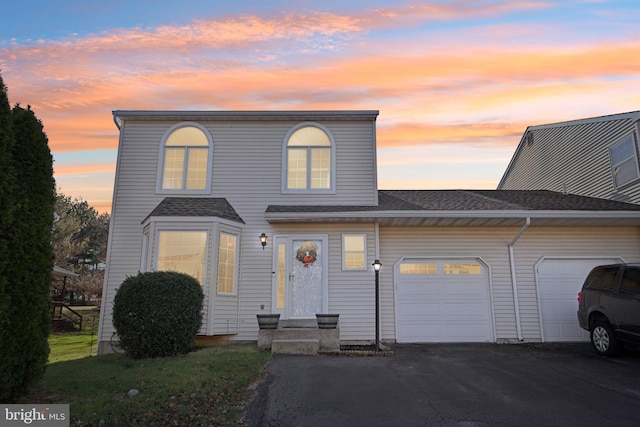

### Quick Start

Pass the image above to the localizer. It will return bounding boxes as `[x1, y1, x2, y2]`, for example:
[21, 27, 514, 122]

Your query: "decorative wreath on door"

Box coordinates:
[296, 241, 318, 267]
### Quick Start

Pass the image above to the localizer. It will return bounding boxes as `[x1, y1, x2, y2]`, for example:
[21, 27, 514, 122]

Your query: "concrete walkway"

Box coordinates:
[244, 342, 640, 426]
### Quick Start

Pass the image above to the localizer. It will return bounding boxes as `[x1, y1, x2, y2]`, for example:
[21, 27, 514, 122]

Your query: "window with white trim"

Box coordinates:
[342, 234, 366, 270]
[158, 123, 212, 192]
[157, 230, 208, 285]
[283, 123, 335, 192]
[610, 133, 640, 188]
[217, 231, 238, 294]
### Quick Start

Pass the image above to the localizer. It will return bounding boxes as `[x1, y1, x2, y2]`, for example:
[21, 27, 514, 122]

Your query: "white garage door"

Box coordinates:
[537, 258, 622, 342]
[395, 259, 493, 343]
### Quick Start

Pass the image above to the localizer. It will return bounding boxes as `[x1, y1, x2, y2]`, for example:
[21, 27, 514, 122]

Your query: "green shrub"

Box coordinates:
[0, 95, 55, 402]
[113, 271, 204, 359]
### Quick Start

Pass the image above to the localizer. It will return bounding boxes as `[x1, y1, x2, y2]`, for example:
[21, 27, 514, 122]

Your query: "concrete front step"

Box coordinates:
[279, 318, 318, 328]
[258, 327, 340, 352]
[272, 338, 320, 355]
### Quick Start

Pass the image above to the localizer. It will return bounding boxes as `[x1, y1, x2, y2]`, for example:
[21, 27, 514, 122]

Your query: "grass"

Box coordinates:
[23, 308, 272, 426]
[48, 306, 102, 363]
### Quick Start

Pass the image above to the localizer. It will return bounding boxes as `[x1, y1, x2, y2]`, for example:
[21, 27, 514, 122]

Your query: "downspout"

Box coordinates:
[509, 217, 530, 342]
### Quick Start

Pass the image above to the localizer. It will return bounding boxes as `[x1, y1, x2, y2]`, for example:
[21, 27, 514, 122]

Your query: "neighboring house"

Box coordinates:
[97, 110, 640, 354]
[498, 110, 640, 204]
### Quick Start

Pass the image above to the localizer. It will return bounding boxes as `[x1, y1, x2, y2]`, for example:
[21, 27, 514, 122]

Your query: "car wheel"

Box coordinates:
[590, 320, 618, 357]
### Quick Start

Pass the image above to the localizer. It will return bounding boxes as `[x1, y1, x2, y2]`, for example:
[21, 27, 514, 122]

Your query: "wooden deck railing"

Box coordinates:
[51, 301, 83, 330]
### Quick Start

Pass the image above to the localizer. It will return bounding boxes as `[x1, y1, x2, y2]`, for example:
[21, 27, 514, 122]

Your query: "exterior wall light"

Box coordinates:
[260, 233, 268, 250]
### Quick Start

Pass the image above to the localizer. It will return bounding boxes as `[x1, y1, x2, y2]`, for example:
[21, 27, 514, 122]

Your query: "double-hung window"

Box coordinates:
[283, 123, 335, 193]
[342, 234, 366, 270]
[158, 123, 212, 192]
[610, 133, 640, 188]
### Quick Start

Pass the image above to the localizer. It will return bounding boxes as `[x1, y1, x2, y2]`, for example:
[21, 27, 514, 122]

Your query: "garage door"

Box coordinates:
[395, 259, 493, 343]
[536, 258, 622, 342]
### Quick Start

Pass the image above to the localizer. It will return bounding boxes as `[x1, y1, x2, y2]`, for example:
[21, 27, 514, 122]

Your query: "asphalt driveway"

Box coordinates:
[244, 343, 640, 426]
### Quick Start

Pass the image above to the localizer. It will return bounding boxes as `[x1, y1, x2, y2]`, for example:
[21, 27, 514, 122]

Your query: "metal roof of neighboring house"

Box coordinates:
[144, 197, 245, 224]
[265, 190, 640, 226]
[524, 110, 640, 131]
[53, 266, 79, 278]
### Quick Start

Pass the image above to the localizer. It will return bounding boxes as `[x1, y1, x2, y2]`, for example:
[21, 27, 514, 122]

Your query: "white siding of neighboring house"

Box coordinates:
[499, 113, 640, 204]
[98, 116, 378, 349]
[379, 225, 640, 343]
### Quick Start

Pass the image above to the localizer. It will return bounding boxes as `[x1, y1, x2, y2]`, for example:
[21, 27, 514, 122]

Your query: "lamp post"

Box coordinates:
[372, 259, 382, 351]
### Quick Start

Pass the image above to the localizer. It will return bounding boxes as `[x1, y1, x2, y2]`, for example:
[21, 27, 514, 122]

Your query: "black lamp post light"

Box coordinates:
[372, 259, 382, 351]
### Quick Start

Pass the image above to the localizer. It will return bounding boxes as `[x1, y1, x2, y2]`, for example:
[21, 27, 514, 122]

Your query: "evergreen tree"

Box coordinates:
[0, 102, 55, 401]
[0, 71, 17, 400]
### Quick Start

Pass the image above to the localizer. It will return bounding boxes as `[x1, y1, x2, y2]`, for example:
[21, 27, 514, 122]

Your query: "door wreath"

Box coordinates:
[296, 241, 318, 267]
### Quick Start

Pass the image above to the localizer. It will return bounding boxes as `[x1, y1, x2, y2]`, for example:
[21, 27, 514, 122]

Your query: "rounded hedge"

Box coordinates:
[113, 271, 204, 359]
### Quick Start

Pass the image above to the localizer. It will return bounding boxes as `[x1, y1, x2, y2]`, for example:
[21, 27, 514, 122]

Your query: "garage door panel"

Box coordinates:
[396, 260, 492, 343]
[444, 283, 485, 296]
[443, 302, 489, 318]
[398, 302, 442, 317]
[537, 258, 620, 342]
[446, 324, 492, 341]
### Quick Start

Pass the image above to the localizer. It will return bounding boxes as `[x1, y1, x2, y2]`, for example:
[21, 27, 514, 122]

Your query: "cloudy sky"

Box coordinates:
[1, 0, 638, 213]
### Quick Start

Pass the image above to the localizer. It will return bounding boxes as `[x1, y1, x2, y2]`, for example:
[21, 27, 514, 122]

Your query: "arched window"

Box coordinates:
[283, 123, 335, 192]
[158, 123, 212, 192]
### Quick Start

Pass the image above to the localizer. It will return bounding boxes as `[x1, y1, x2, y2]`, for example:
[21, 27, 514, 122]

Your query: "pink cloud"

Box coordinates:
[0, 2, 638, 211]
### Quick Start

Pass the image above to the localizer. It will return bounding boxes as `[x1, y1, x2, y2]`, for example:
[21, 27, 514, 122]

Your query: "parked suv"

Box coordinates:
[577, 263, 640, 356]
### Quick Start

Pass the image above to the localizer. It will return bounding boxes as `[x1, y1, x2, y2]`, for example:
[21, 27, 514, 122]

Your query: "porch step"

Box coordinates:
[279, 318, 318, 328]
[272, 339, 319, 355]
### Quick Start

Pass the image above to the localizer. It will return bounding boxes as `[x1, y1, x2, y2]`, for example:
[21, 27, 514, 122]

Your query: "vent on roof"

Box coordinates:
[526, 131, 534, 146]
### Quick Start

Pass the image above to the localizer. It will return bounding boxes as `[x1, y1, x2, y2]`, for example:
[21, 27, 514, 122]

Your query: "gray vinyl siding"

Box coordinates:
[235, 222, 377, 342]
[511, 226, 640, 340]
[379, 225, 640, 342]
[99, 117, 378, 345]
[500, 114, 640, 204]
[379, 226, 519, 342]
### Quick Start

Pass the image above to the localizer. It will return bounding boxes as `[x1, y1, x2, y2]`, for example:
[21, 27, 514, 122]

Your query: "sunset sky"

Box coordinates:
[1, 0, 639, 213]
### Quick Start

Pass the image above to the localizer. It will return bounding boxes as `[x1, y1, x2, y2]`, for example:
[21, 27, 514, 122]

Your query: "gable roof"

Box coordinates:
[143, 197, 245, 224]
[113, 110, 379, 129]
[266, 190, 640, 226]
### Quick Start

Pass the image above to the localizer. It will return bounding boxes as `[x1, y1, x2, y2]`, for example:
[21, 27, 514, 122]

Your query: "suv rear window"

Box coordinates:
[620, 267, 640, 294]
[585, 266, 619, 291]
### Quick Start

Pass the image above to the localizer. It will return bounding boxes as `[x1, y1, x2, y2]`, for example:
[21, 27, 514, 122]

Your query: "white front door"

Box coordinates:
[273, 235, 328, 318]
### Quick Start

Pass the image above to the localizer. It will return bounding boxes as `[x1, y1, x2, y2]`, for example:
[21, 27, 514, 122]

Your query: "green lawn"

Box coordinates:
[48, 306, 102, 363]
[25, 309, 272, 425]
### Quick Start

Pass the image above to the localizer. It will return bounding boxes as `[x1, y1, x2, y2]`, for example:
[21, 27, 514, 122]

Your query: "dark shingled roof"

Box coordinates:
[266, 190, 640, 213]
[145, 198, 245, 223]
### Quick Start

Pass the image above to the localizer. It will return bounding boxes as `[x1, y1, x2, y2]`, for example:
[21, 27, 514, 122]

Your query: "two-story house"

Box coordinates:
[498, 110, 640, 204]
[97, 110, 640, 354]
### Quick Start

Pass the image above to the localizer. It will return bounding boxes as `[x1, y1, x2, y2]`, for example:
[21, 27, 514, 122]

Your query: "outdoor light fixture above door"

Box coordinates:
[260, 233, 268, 250]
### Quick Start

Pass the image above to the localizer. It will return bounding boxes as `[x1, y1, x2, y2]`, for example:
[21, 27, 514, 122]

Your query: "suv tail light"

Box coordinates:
[577, 291, 582, 304]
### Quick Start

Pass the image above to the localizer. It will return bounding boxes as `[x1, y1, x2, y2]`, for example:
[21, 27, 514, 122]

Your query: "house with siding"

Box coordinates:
[97, 110, 640, 354]
[498, 110, 640, 204]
